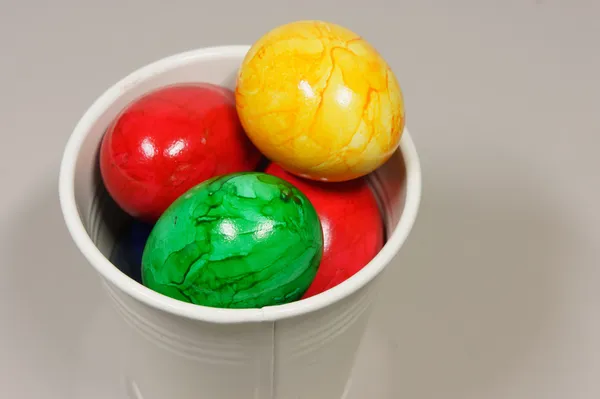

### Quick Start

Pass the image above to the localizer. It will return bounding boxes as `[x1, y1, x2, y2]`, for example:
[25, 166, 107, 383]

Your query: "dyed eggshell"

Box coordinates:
[100, 83, 262, 222]
[141, 172, 324, 309]
[109, 220, 154, 284]
[236, 20, 405, 182]
[265, 163, 384, 298]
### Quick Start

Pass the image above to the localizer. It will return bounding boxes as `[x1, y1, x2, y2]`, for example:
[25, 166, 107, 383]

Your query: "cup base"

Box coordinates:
[70, 294, 397, 399]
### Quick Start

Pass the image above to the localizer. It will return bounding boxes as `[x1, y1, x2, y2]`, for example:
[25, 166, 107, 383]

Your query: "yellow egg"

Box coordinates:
[235, 20, 405, 182]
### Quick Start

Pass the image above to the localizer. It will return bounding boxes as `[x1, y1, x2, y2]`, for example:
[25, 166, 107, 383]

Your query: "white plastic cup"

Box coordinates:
[59, 45, 422, 399]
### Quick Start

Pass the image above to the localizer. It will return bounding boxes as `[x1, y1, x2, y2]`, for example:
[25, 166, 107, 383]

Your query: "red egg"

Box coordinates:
[100, 83, 262, 222]
[265, 163, 385, 299]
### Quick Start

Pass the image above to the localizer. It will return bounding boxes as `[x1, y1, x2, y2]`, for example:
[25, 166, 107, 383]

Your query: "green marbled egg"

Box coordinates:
[141, 172, 323, 309]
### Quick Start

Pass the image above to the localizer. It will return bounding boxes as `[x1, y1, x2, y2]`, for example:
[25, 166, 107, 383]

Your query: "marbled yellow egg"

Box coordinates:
[235, 20, 405, 182]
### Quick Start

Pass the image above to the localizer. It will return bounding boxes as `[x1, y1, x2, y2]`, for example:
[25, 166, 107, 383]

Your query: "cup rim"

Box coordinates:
[58, 45, 422, 324]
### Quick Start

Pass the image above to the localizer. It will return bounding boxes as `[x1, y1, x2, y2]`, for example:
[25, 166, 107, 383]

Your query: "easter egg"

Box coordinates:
[265, 163, 384, 298]
[109, 220, 154, 284]
[141, 172, 324, 309]
[100, 83, 262, 222]
[235, 20, 405, 182]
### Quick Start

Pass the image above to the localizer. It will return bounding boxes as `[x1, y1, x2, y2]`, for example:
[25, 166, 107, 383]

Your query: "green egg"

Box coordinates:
[141, 172, 323, 309]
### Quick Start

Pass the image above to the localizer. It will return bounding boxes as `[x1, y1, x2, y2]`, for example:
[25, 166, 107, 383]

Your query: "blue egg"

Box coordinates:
[110, 220, 154, 283]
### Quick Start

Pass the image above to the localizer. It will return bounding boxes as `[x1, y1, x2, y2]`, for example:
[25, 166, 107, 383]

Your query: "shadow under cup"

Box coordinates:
[60, 46, 421, 399]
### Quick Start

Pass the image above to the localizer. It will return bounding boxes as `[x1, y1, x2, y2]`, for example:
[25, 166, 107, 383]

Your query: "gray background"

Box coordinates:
[1, 1, 599, 398]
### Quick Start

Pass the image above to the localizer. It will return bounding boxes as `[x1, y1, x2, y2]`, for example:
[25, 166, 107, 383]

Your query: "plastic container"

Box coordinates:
[58, 45, 422, 399]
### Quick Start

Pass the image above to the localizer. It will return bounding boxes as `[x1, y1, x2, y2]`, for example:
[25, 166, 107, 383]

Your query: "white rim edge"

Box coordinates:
[58, 45, 423, 324]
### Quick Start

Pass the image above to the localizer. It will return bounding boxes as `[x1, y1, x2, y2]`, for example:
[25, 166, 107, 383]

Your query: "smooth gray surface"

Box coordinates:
[1, 1, 599, 398]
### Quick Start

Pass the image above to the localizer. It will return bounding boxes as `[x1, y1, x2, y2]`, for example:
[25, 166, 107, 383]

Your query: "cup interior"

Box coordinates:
[60, 45, 421, 323]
